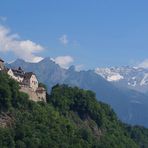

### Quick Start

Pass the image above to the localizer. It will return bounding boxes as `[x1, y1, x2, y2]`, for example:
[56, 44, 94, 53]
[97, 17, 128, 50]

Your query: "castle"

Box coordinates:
[0, 58, 46, 102]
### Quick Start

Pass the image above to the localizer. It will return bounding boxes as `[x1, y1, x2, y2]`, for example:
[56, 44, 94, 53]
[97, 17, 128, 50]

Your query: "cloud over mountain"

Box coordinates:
[52, 55, 74, 69]
[0, 25, 44, 62]
[138, 59, 148, 68]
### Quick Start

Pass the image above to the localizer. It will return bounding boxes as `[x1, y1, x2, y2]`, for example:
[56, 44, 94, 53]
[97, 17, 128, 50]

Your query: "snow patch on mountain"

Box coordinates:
[107, 74, 123, 81]
[95, 68, 124, 81]
[128, 81, 137, 87]
[94, 66, 148, 93]
[140, 73, 148, 86]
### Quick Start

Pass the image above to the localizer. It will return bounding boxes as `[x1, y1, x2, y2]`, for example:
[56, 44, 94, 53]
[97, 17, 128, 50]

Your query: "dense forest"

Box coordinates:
[0, 72, 148, 148]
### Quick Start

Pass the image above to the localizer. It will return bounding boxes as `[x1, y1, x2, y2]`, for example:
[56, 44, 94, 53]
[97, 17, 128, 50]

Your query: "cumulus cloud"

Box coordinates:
[59, 34, 68, 45]
[52, 56, 74, 69]
[138, 59, 148, 68]
[0, 25, 44, 62]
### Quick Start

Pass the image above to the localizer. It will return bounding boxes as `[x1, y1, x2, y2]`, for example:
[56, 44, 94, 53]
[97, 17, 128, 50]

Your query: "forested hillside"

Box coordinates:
[0, 72, 148, 148]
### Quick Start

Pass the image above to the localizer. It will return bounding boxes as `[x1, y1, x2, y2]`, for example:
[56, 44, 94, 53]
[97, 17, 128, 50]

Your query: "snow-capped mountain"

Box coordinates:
[95, 66, 148, 94]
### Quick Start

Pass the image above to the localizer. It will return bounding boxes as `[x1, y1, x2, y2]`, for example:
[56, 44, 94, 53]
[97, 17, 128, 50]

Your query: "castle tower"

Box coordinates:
[0, 58, 4, 70]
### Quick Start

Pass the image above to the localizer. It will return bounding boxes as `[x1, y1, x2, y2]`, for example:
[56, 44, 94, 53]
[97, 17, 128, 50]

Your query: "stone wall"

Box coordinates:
[36, 88, 46, 102]
[19, 85, 46, 102]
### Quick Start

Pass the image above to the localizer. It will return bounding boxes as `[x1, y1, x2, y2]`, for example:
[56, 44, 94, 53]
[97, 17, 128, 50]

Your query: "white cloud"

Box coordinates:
[52, 56, 74, 69]
[75, 64, 84, 71]
[0, 25, 44, 62]
[59, 34, 68, 45]
[138, 59, 148, 68]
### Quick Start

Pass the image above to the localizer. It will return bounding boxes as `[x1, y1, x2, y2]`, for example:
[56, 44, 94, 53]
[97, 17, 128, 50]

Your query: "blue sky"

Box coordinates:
[0, 0, 148, 69]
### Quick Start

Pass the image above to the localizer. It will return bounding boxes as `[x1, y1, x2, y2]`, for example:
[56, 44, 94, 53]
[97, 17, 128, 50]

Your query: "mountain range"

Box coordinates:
[7, 58, 148, 127]
[95, 66, 148, 94]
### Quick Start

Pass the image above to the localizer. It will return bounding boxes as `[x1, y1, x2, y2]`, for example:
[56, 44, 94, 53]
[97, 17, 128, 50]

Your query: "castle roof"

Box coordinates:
[24, 72, 36, 79]
[11, 68, 24, 77]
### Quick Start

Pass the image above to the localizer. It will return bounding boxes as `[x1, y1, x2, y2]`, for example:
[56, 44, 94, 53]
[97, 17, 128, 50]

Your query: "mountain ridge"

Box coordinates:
[7, 58, 148, 127]
[95, 66, 148, 93]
